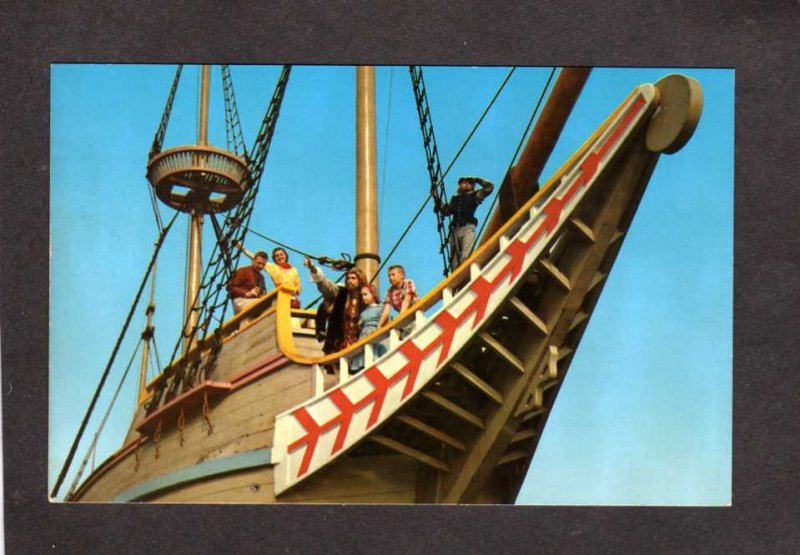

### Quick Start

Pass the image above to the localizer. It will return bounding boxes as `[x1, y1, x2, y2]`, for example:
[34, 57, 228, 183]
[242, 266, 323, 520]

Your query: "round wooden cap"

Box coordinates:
[645, 74, 704, 154]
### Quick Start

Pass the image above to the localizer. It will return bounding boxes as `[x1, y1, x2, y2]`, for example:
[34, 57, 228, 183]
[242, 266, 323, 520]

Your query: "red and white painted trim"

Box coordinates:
[272, 85, 656, 495]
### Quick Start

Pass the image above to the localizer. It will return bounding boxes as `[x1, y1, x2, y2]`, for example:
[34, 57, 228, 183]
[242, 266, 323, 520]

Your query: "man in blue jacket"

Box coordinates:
[434, 176, 494, 269]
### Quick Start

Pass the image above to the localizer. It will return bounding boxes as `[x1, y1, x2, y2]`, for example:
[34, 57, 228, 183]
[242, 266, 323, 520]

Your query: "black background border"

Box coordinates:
[2, 2, 799, 553]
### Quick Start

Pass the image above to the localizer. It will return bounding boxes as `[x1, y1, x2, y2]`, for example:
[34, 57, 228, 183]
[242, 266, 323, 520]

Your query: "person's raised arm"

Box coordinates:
[471, 177, 494, 199]
[305, 256, 337, 303]
[233, 241, 255, 260]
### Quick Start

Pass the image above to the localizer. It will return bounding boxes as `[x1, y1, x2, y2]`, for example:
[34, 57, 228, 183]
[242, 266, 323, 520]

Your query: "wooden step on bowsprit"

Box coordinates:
[369, 434, 450, 472]
[450, 362, 503, 405]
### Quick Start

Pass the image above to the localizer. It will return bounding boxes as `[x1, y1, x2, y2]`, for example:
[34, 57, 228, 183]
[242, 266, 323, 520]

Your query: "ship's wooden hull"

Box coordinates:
[71, 75, 702, 504]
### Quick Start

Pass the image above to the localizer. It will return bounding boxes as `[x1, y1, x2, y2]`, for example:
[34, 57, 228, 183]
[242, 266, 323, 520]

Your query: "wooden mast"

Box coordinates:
[183, 65, 209, 353]
[355, 66, 380, 289]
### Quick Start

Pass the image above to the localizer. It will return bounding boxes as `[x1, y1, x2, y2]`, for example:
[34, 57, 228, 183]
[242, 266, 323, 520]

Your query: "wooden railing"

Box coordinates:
[142, 290, 279, 399]
[148, 144, 249, 193]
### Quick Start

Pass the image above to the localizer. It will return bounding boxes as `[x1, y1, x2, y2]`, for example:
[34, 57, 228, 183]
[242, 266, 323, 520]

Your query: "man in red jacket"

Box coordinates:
[227, 251, 269, 324]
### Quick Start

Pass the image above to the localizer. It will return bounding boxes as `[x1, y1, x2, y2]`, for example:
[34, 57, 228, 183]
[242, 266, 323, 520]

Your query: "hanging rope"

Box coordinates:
[470, 67, 557, 253]
[51, 211, 179, 500]
[66, 338, 144, 498]
[409, 66, 452, 275]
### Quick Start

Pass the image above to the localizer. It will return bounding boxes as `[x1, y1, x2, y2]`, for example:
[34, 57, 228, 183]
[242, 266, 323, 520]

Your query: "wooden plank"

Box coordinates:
[521, 407, 547, 422]
[588, 271, 607, 292]
[497, 450, 528, 465]
[281, 458, 418, 503]
[569, 216, 595, 242]
[153, 465, 275, 503]
[509, 296, 548, 335]
[91, 370, 312, 495]
[110, 427, 274, 497]
[569, 310, 588, 332]
[510, 428, 537, 444]
[451, 363, 503, 405]
[153, 369, 308, 444]
[137, 381, 232, 436]
[478, 332, 524, 374]
[370, 434, 450, 472]
[542, 380, 559, 392]
[143, 378, 307, 464]
[395, 414, 466, 451]
[421, 391, 484, 429]
[113, 448, 272, 502]
[538, 257, 571, 291]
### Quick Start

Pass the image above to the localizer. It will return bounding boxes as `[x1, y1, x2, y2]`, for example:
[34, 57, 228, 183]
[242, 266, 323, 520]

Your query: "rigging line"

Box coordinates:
[244, 226, 316, 259]
[151, 335, 163, 380]
[50, 211, 179, 500]
[375, 68, 517, 280]
[370, 194, 433, 284]
[440, 66, 516, 183]
[196, 65, 201, 143]
[66, 337, 144, 499]
[207, 212, 235, 275]
[379, 66, 394, 225]
[471, 67, 557, 252]
[150, 64, 183, 156]
[150, 190, 163, 232]
[147, 182, 164, 233]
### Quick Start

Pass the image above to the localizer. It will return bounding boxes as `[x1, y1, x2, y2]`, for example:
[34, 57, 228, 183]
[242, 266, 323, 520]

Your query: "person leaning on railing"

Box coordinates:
[227, 250, 268, 325]
[234, 242, 302, 308]
[378, 264, 418, 339]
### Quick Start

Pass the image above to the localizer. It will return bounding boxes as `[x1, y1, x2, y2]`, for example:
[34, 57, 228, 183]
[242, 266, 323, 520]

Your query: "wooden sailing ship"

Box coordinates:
[58, 66, 703, 503]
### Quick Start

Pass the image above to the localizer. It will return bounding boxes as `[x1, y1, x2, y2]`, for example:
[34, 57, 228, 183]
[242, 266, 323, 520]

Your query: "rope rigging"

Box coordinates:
[51, 212, 179, 500]
[147, 182, 164, 233]
[149, 65, 183, 157]
[409, 66, 452, 275]
[221, 64, 248, 158]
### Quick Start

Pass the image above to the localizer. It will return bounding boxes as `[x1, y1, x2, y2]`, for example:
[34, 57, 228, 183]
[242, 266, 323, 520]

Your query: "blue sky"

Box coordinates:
[49, 65, 732, 504]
